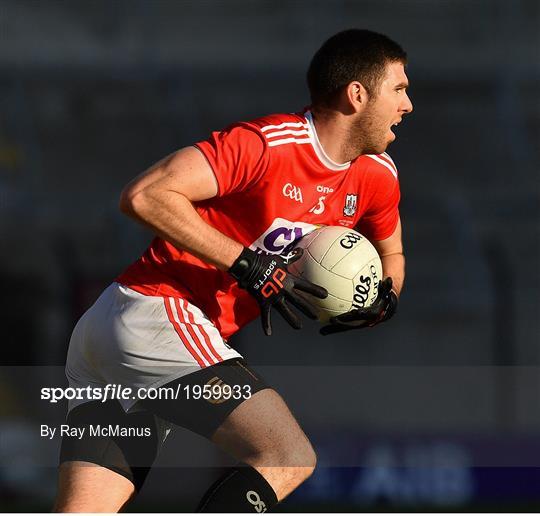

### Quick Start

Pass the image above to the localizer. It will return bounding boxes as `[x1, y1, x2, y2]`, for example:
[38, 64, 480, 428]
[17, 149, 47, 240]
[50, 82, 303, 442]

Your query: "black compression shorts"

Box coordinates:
[59, 358, 268, 491]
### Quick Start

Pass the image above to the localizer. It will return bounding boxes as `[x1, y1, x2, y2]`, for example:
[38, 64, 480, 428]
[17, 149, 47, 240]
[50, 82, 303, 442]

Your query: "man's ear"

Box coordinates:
[345, 81, 370, 113]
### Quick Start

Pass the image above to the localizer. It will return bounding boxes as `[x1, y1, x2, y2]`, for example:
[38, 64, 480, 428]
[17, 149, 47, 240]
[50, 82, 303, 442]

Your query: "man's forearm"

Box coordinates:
[380, 252, 405, 296]
[121, 188, 243, 271]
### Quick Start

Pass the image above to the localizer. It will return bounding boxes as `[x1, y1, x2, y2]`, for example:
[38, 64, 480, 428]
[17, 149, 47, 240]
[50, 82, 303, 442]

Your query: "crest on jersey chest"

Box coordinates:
[343, 193, 358, 217]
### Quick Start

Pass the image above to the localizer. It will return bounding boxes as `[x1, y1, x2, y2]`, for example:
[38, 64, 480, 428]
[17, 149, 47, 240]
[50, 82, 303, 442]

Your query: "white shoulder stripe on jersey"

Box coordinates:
[264, 128, 310, 139]
[261, 121, 309, 132]
[381, 152, 398, 174]
[267, 137, 311, 147]
[365, 154, 398, 179]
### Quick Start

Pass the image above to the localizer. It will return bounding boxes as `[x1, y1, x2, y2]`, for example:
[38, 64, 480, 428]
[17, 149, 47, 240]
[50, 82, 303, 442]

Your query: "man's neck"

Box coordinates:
[310, 109, 354, 164]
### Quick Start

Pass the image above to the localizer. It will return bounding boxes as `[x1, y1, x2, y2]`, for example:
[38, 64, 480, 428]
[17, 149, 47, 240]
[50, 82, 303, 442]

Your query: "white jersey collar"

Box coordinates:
[305, 110, 351, 171]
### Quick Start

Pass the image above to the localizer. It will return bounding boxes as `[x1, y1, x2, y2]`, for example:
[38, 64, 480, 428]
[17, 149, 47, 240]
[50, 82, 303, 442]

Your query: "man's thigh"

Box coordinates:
[140, 359, 312, 464]
[54, 461, 135, 513]
[57, 358, 268, 497]
[55, 400, 169, 512]
[142, 363, 316, 501]
[211, 388, 313, 464]
[58, 400, 167, 491]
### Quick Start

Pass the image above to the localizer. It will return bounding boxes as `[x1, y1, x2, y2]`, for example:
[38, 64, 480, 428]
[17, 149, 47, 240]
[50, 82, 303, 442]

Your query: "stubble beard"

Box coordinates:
[345, 107, 387, 158]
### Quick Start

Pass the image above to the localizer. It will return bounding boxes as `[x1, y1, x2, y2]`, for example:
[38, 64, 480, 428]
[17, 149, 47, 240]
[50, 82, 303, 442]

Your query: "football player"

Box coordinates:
[54, 29, 412, 512]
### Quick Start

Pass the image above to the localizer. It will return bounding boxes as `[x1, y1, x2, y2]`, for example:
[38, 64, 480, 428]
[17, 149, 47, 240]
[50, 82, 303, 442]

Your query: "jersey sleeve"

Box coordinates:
[194, 123, 269, 197]
[356, 166, 401, 241]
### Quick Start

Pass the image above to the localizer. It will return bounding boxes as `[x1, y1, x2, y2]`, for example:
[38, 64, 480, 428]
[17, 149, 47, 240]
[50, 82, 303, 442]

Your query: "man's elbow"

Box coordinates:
[119, 186, 148, 218]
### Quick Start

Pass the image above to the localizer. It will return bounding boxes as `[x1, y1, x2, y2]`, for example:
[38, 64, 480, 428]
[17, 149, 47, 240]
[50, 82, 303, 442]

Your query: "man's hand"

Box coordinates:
[320, 278, 398, 336]
[229, 247, 328, 336]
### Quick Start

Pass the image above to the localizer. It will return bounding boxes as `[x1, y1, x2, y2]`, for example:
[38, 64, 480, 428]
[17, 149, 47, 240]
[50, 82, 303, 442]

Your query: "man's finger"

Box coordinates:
[293, 276, 328, 299]
[286, 291, 320, 320]
[261, 306, 273, 336]
[275, 298, 302, 329]
[378, 277, 393, 296]
[330, 308, 379, 325]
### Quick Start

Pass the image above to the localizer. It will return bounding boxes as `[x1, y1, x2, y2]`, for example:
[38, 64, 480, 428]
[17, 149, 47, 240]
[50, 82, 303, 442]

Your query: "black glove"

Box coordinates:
[320, 277, 398, 336]
[229, 247, 328, 336]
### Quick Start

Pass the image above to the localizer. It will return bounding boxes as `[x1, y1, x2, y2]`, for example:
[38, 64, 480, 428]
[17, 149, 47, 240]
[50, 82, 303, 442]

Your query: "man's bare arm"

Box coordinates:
[372, 218, 405, 296]
[119, 146, 243, 270]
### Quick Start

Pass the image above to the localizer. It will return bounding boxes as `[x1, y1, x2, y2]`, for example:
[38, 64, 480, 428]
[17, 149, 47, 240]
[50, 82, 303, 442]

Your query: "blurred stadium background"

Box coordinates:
[0, 0, 539, 511]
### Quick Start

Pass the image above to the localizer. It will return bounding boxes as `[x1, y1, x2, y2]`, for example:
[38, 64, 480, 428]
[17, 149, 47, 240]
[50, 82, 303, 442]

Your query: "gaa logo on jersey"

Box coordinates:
[343, 193, 358, 217]
[282, 182, 304, 203]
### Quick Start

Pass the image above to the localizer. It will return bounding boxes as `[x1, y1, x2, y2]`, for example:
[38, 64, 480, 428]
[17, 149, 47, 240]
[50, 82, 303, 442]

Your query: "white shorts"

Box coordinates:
[65, 282, 242, 412]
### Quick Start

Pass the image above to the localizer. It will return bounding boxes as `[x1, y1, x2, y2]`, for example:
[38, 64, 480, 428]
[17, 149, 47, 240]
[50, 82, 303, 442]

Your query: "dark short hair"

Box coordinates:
[307, 29, 407, 106]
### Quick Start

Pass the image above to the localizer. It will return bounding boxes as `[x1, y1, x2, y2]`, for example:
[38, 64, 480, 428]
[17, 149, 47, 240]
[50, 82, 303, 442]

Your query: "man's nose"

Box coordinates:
[402, 93, 413, 114]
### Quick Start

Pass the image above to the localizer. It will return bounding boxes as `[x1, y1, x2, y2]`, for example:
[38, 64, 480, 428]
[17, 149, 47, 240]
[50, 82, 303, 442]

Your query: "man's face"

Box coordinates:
[355, 61, 413, 155]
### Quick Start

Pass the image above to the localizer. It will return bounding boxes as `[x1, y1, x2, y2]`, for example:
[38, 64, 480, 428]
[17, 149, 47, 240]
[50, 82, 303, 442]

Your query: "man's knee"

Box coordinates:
[251, 436, 317, 489]
[211, 388, 317, 498]
[270, 431, 316, 469]
[279, 436, 317, 474]
[301, 441, 317, 479]
[283, 442, 317, 489]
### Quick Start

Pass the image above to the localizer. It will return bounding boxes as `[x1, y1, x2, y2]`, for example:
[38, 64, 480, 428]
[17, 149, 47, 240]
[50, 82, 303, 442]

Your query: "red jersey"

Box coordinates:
[116, 110, 400, 338]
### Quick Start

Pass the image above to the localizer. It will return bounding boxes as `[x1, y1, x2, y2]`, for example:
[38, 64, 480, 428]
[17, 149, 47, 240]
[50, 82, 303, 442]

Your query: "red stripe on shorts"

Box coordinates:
[173, 298, 216, 366]
[181, 298, 223, 362]
[163, 297, 206, 368]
